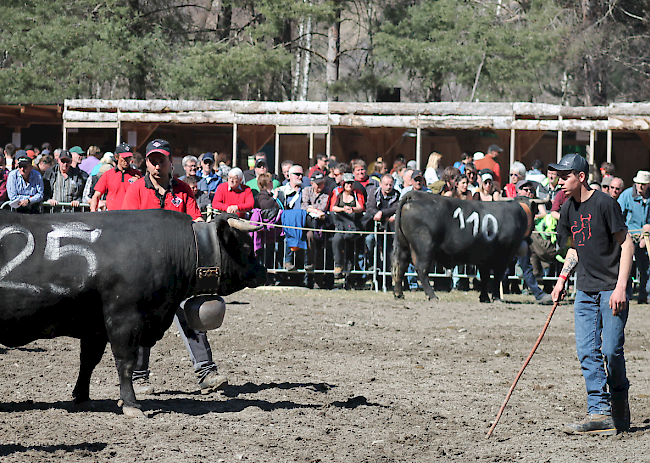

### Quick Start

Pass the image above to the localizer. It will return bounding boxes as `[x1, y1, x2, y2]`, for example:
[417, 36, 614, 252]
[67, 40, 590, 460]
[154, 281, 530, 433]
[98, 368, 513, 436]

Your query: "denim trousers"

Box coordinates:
[516, 252, 544, 300]
[574, 290, 629, 415]
[133, 306, 215, 380]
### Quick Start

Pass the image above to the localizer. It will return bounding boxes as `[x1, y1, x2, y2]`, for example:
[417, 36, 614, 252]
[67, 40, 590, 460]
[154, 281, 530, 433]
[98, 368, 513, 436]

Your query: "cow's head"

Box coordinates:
[193, 214, 267, 296]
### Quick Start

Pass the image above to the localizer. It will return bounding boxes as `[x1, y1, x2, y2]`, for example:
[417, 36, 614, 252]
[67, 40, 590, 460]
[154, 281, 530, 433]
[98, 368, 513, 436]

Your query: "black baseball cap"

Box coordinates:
[488, 144, 503, 153]
[115, 143, 132, 157]
[146, 139, 171, 157]
[412, 169, 424, 180]
[548, 153, 589, 174]
[255, 159, 267, 168]
[311, 172, 325, 183]
[59, 149, 72, 160]
[16, 155, 31, 165]
[202, 152, 215, 162]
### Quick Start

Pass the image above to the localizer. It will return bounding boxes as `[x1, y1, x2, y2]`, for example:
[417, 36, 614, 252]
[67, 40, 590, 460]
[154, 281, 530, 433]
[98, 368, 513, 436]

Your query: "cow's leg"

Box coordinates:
[73, 335, 107, 405]
[105, 310, 145, 418]
[478, 265, 491, 303]
[392, 244, 411, 299]
[414, 260, 437, 300]
[492, 268, 506, 302]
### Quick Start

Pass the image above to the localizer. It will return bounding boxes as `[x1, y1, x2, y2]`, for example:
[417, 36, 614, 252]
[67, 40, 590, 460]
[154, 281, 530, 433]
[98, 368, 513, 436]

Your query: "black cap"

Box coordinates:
[146, 139, 171, 157]
[202, 152, 215, 162]
[488, 144, 503, 153]
[412, 169, 424, 180]
[115, 143, 132, 157]
[16, 155, 31, 165]
[311, 171, 325, 183]
[59, 149, 72, 160]
[255, 159, 267, 168]
[548, 153, 589, 174]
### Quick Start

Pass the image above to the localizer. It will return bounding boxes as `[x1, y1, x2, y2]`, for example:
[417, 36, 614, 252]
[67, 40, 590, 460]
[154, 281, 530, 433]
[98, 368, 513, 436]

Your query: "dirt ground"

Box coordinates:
[2, 287, 650, 462]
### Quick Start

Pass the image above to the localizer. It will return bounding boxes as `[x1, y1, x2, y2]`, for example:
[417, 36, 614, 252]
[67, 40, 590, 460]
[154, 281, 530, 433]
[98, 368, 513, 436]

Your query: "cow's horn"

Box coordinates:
[227, 218, 263, 232]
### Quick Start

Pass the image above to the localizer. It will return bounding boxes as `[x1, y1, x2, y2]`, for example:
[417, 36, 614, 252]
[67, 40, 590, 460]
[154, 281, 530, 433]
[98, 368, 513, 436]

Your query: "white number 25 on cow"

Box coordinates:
[0, 223, 102, 294]
[452, 207, 499, 241]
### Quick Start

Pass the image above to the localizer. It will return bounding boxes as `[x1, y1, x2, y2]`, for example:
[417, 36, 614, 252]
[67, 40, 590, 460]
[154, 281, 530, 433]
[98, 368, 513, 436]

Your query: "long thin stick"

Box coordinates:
[486, 301, 559, 438]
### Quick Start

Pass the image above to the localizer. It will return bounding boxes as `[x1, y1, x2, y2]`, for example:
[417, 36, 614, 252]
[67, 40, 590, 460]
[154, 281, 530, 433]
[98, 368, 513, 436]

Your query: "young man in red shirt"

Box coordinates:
[122, 139, 227, 395]
[90, 144, 141, 211]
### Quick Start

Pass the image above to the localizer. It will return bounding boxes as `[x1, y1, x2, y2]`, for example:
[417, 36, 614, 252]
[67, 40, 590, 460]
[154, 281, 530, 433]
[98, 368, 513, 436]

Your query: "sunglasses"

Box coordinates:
[292, 172, 304, 177]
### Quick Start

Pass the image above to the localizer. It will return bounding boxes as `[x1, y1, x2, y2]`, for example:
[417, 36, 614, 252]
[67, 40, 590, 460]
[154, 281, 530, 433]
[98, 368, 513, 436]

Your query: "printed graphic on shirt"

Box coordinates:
[571, 214, 592, 246]
[171, 195, 182, 207]
[128, 177, 136, 183]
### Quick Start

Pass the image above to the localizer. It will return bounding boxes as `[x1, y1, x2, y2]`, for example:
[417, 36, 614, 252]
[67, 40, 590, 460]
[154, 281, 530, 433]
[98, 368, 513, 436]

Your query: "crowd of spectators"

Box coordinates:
[2, 139, 647, 301]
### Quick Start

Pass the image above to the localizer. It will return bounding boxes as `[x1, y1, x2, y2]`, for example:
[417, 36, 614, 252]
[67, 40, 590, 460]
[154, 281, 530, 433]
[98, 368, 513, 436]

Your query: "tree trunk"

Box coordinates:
[300, 15, 312, 101]
[326, 4, 341, 101]
[581, 0, 608, 105]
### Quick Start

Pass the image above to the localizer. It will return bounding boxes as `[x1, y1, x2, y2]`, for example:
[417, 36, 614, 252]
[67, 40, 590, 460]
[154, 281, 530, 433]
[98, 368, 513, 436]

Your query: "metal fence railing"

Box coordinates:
[1, 201, 91, 213]
[1, 202, 640, 296]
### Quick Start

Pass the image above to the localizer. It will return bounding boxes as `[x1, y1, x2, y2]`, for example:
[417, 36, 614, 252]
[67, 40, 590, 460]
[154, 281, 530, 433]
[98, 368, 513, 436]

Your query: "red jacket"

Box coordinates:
[122, 175, 201, 220]
[94, 167, 141, 211]
[212, 182, 254, 217]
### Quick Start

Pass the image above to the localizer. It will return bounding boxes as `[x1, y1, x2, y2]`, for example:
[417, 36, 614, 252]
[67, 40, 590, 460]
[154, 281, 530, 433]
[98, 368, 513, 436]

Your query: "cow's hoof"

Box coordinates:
[479, 296, 491, 303]
[426, 294, 439, 301]
[122, 406, 145, 418]
[394, 294, 404, 299]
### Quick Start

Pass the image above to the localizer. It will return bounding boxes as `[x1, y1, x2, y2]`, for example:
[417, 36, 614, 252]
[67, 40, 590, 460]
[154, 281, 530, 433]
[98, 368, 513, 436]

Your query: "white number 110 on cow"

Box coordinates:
[452, 207, 499, 241]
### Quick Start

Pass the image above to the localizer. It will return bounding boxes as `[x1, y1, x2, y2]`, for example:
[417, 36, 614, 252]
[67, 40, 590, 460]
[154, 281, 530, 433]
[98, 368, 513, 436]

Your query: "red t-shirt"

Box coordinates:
[122, 175, 202, 220]
[211, 182, 254, 217]
[474, 156, 501, 186]
[93, 167, 141, 211]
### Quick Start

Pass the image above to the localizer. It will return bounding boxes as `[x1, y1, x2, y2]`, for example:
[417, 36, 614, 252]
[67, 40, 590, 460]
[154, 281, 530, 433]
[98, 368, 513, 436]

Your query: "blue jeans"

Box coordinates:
[516, 252, 544, 300]
[574, 290, 629, 415]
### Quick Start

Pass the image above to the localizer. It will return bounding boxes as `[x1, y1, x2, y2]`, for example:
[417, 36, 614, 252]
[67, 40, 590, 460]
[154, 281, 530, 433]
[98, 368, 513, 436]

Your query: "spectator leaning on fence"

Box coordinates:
[42, 149, 86, 208]
[331, 173, 366, 279]
[90, 144, 141, 212]
[617, 170, 650, 304]
[7, 153, 44, 211]
[211, 167, 254, 218]
[301, 171, 331, 288]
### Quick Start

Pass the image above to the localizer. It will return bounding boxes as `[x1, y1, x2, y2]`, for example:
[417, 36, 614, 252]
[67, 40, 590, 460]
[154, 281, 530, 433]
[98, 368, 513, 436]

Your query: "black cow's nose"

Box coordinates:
[250, 266, 267, 288]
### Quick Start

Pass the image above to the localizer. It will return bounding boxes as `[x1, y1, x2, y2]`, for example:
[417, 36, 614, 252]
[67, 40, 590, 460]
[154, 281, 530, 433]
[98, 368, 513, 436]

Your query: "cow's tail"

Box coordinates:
[391, 193, 411, 283]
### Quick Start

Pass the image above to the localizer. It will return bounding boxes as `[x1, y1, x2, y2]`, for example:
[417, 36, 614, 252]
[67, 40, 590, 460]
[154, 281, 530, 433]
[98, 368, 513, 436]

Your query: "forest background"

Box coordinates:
[0, 0, 648, 106]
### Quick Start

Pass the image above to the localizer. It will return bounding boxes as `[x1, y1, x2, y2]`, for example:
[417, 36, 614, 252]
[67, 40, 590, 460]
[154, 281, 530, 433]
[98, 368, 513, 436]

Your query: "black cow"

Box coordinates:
[392, 191, 535, 302]
[0, 210, 265, 417]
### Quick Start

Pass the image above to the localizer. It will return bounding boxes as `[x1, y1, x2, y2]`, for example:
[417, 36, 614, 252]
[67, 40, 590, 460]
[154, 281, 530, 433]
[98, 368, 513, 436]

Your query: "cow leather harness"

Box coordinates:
[192, 222, 222, 295]
[518, 201, 534, 239]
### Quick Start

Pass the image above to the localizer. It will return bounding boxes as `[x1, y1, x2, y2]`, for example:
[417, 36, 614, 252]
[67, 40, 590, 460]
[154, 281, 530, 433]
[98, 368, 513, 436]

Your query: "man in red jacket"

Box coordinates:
[211, 167, 254, 217]
[122, 139, 227, 395]
[122, 140, 202, 220]
[90, 143, 141, 211]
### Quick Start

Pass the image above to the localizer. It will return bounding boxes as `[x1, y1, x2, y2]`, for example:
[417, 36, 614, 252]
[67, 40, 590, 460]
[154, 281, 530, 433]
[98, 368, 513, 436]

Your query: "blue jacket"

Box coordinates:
[618, 186, 650, 232]
[281, 209, 307, 250]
